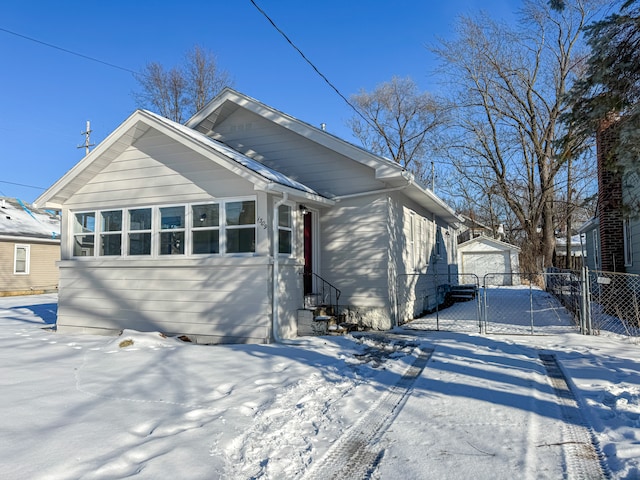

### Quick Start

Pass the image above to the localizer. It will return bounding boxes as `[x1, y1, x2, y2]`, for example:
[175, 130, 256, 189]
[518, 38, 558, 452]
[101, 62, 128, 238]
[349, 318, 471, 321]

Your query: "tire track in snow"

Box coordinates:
[539, 353, 611, 479]
[301, 347, 434, 480]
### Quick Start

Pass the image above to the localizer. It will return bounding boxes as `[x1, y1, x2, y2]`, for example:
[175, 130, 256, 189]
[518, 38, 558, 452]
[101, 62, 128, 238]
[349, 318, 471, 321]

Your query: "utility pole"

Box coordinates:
[77, 120, 95, 155]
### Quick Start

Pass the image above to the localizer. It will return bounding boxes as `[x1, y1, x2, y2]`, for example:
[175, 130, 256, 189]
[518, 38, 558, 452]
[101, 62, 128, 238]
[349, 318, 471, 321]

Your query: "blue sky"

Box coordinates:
[0, 0, 518, 203]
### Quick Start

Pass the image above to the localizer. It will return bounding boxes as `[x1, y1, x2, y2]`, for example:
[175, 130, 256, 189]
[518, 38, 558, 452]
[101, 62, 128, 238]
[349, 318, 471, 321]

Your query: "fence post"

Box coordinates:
[434, 273, 440, 331]
[583, 266, 593, 335]
[529, 280, 534, 334]
[482, 274, 488, 333]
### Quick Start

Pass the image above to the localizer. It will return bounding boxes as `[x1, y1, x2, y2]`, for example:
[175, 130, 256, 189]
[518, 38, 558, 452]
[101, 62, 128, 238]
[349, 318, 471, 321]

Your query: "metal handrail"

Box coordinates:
[302, 272, 341, 315]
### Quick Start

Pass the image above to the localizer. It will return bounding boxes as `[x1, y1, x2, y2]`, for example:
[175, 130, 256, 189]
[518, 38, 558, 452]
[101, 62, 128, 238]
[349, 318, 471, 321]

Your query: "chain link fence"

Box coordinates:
[397, 269, 640, 340]
[396, 273, 481, 333]
[483, 272, 579, 335]
[544, 268, 640, 338]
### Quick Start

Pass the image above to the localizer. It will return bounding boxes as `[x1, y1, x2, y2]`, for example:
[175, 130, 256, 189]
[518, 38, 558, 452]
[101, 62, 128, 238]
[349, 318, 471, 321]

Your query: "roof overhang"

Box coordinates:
[186, 88, 413, 183]
[35, 109, 326, 209]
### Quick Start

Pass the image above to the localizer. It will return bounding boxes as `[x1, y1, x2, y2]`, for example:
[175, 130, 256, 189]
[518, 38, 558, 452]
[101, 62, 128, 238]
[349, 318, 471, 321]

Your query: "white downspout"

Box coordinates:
[272, 192, 288, 343]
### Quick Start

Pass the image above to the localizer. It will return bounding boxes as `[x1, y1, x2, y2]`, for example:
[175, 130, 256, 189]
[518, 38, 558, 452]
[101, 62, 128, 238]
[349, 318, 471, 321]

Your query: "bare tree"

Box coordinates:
[433, 0, 604, 270]
[134, 45, 233, 123]
[347, 77, 448, 183]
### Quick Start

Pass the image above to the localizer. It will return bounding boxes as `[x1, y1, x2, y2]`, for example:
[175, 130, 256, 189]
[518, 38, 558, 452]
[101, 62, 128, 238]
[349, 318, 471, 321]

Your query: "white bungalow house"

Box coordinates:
[35, 88, 461, 344]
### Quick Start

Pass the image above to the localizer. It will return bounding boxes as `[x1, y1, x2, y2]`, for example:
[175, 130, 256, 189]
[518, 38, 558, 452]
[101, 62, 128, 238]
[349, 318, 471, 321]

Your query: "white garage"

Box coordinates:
[457, 236, 521, 286]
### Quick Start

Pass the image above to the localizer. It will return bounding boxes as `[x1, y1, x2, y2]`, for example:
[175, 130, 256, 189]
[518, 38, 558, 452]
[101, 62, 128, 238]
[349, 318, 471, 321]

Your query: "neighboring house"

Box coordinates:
[457, 236, 520, 285]
[554, 235, 586, 270]
[578, 117, 640, 274]
[0, 197, 60, 295]
[578, 218, 600, 270]
[35, 88, 461, 344]
[456, 214, 501, 244]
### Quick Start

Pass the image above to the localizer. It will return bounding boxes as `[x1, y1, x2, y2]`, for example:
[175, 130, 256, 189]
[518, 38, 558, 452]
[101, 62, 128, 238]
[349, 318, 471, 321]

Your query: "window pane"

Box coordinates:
[278, 205, 291, 228]
[129, 233, 151, 255]
[100, 234, 122, 256]
[74, 212, 95, 234]
[193, 230, 220, 254]
[101, 210, 122, 232]
[227, 228, 255, 253]
[160, 206, 185, 229]
[160, 231, 185, 255]
[15, 247, 27, 273]
[279, 230, 292, 254]
[129, 209, 151, 231]
[74, 235, 94, 256]
[192, 204, 219, 228]
[226, 201, 255, 226]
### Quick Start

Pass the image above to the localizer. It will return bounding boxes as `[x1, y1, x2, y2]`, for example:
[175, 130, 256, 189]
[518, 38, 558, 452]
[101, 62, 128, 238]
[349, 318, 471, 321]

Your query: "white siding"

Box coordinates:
[66, 129, 256, 210]
[56, 259, 272, 344]
[319, 195, 391, 328]
[213, 109, 387, 197]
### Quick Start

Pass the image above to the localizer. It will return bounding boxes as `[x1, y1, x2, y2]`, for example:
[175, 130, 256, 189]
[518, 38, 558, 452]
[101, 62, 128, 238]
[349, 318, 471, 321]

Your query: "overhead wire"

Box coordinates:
[0, 180, 46, 190]
[247, 0, 376, 133]
[0, 27, 138, 75]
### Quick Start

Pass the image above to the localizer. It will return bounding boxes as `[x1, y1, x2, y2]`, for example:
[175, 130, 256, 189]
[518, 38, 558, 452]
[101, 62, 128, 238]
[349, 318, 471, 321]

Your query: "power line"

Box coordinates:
[0, 27, 138, 75]
[248, 0, 372, 129]
[0, 180, 46, 190]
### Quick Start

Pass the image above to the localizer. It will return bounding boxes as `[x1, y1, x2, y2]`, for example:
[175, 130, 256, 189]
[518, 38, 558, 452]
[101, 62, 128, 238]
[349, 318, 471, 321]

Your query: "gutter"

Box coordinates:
[0, 235, 60, 244]
[331, 179, 412, 202]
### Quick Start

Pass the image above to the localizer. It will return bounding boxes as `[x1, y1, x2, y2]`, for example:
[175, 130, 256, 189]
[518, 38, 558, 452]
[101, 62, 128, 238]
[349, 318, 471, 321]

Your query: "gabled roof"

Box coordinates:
[35, 109, 333, 209]
[0, 197, 60, 242]
[187, 88, 461, 224]
[458, 235, 521, 252]
[577, 217, 599, 234]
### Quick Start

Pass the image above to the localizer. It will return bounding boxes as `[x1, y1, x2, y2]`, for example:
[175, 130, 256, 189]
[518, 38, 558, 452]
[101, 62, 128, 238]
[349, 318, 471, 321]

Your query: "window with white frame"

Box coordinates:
[192, 203, 220, 254]
[225, 200, 255, 253]
[100, 210, 122, 256]
[71, 198, 257, 258]
[159, 206, 185, 255]
[624, 216, 633, 266]
[128, 208, 152, 255]
[73, 212, 95, 256]
[14, 244, 30, 274]
[409, 212, 416, 270]
[278, 204, 292, 254]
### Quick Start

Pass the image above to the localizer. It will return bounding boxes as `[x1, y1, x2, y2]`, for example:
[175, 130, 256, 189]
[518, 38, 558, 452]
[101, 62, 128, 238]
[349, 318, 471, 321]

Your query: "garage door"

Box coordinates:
[462, 252, 511, 286]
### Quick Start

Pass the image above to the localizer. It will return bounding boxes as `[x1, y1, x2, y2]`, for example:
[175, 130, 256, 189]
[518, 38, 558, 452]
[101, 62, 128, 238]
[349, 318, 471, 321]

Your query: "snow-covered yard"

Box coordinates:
[1, 293, 639, 479]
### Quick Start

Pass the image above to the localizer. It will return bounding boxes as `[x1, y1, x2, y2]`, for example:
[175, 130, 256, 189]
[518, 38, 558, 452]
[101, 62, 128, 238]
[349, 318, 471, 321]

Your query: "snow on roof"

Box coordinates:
[144, 110, 320, 196]
[0, 197, 60, 240]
